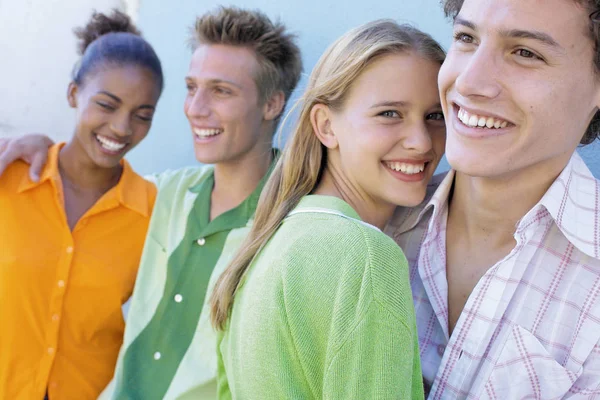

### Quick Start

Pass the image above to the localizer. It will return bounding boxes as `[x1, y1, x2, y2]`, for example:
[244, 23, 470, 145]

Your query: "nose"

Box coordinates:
[454, 44, 502, 100]
[109, 112, 132, 138]
[184, 88, 211, 119]
[402, 121, 433, 154]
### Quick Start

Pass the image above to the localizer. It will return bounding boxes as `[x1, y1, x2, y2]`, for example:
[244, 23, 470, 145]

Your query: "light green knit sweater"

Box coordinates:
[217, 195, 424, 399]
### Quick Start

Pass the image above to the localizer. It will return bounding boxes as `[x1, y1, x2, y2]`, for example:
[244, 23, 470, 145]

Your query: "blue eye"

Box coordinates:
[379, 110, 400, 118]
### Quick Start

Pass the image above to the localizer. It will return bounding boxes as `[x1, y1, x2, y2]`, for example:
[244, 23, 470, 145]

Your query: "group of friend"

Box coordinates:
[1, 0, 599, 399]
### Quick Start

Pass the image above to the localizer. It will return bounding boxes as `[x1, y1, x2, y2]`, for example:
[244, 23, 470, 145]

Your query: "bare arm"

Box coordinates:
[0, 134, 55, 181]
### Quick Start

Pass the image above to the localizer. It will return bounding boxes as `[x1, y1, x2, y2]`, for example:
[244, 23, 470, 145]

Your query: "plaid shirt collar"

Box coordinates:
[388, 151, 600, 261]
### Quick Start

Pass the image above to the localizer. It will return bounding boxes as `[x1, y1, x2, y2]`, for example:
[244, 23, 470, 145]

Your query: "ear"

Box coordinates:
[262, 90, 286, 121]
[67, 82, 78, 109]
[310, 103, 338, 149]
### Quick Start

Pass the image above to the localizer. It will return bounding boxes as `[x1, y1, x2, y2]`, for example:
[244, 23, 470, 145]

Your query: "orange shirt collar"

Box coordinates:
[18, 142, 151, 217]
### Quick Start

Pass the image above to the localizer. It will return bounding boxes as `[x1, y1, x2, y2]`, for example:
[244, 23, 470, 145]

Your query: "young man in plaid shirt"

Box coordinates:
[386, 0, 600, 398]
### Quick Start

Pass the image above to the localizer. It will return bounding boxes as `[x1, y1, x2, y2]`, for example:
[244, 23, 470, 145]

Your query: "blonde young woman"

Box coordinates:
[211, 20, 446, 399]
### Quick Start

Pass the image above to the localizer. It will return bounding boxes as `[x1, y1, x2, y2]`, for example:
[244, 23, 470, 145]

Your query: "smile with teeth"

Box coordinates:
[458, 108, 509, 129]
[95, 134, 126, 152]
[194, 128, 223, 138]
[384, 161, 426, 175]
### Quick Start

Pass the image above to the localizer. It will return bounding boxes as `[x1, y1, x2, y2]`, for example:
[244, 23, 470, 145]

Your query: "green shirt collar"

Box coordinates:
[189, 149, 280, 237]
[293, 195, 362, 221]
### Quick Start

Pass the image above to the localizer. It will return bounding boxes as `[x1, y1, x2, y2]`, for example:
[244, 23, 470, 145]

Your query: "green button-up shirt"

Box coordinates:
[100, 157, 275, 400]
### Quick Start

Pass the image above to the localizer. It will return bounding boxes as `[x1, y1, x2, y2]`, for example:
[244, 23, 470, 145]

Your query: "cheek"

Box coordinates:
[183, 97, 192, 116]
[214, 100, 246, 125]
[77, 106, 102, 129]
[339, 125, 393, 167]
[523, 83, 578, 140]
[431, 128, 447, 156]
[438, 54, 459, 98]
[344, 118, 380, 144]
[132, 123, 152, 144]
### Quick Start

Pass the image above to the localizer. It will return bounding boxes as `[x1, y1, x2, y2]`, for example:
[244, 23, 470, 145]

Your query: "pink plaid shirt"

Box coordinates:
[386, 152, 600, 399]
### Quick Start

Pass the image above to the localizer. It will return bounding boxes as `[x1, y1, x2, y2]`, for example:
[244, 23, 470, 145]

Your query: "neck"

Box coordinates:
[448, 161, 566, 248]
[59, 141, 122, 193]
[314, 166, 394, 230]
[211, 145, 273, 215]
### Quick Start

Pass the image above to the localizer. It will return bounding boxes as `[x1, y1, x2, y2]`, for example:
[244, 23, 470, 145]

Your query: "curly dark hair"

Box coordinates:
[441, 0, 600, 145]
[72, 9, 163, 92]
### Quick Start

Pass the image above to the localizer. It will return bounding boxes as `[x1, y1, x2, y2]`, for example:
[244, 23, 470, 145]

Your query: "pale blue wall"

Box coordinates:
[127, 0, 600, 178]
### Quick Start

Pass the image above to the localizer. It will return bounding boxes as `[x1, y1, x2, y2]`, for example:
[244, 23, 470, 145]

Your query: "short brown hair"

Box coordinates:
[189, 6, 302, 114]
[442, 0, 600, 145]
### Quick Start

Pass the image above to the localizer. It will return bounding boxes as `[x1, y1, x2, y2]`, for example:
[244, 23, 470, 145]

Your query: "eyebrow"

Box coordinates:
[97, 91, 155, 110]
[454, 17, 564, 51]
[98, 91, 121, 102]
[370, 100, 411, 109]
[184, 77, 242, 89]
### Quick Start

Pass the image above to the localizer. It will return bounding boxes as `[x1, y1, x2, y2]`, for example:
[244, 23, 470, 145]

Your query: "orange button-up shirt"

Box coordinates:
[0, 144, 156, 400]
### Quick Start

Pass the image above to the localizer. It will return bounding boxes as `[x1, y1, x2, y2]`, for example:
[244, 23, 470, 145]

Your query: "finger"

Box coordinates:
[29, 152, 48, 182]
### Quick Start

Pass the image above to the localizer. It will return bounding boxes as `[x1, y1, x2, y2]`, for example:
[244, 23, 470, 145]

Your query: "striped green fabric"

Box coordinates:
[100, 158, 275, 400]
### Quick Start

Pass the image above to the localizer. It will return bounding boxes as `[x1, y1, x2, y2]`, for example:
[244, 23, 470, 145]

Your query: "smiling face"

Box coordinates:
[439, 0, 600, 180]
[184, 44, 275, 165]
[68, 64, 160, 169]
[325, 52, 445, 208]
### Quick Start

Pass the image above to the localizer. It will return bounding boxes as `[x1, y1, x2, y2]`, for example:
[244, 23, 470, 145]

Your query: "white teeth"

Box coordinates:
[194, 128, 223, 138]
[458, 108, 509, 130]
[385, 161, 426, 175]
[468, 115, 478, 127]
[96, 135, 126, 151]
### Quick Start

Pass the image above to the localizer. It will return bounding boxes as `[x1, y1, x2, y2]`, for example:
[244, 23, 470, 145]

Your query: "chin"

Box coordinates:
[87, 151, 123, 170]
[446, 155, 507, 178]
[193, 149, 220, 165]
[96, 155, 125, 169]
[445, 142, 499, 177]
[390, 190, 427, 208]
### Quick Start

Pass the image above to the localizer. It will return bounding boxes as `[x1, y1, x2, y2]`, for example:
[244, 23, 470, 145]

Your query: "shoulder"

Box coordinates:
[282, 211, 405, 261]
[0, 160, 34, 191]
[270, 212, 414, 336]
[129, 169, 158, 212]
[275, 212, 409, 303]
[147, 165, 214, 192]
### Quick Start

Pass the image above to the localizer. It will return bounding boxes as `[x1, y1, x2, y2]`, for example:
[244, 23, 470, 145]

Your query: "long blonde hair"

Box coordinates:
[210, 20, 446, 330]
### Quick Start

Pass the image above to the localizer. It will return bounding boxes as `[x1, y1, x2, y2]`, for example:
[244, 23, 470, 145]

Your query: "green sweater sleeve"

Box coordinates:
[323, 301, 423, 399]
